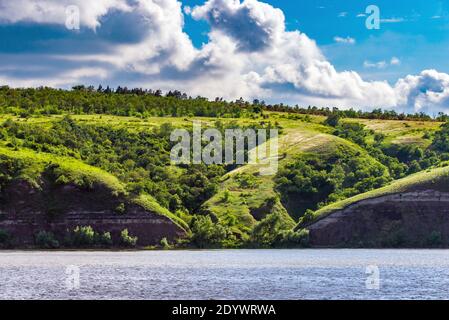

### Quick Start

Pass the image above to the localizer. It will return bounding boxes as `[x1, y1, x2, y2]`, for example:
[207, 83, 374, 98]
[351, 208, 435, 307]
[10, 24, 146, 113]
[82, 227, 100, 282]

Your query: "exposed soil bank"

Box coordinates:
[0, 180, 186, 247]
[307, 189, 449, 247]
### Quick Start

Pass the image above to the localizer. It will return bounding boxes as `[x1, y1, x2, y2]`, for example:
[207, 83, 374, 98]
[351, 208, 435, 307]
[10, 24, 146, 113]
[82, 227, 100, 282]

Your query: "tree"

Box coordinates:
[324, 113, 340, 127]
[190, 215, 228, 248]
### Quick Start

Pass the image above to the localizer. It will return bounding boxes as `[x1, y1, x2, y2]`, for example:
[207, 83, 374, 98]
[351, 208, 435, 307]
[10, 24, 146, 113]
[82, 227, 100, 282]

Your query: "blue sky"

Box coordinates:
[1, 0, 449, 113]
[182, 0, 449, 83]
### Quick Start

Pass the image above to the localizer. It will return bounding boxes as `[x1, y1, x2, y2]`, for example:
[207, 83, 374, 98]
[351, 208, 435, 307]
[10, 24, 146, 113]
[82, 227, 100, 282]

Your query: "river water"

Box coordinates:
[0, 249, 448, 300]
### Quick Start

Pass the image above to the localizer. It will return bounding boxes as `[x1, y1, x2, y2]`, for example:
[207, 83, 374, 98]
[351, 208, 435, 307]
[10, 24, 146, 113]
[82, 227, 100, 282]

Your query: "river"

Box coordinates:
[0, 249, 448, 300]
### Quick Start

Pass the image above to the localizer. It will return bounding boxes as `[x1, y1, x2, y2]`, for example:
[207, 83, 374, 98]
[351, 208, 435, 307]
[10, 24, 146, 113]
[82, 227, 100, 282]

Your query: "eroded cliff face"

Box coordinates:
[307, 190, 449, 247]
[0, 180, 186, 247]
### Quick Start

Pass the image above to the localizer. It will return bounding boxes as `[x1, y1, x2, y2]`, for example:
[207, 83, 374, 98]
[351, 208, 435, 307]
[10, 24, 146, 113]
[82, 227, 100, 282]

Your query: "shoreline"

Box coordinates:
[1, 247, 449, 252]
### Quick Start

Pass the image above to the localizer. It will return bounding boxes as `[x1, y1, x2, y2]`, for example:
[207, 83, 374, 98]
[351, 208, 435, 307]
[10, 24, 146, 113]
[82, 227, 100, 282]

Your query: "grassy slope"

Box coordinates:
[302, 164, 449, 227]
[344, 118, 441, 147]
[0, 112, 441, 236]
[290, 117, 446, 228]
[0, 146, 126, 193]
[202, 114, 389, 233]
[0, 146, 188, 230]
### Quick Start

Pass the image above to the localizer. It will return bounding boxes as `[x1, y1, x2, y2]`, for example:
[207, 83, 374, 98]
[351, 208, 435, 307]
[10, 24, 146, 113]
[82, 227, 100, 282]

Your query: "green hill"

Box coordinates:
[297, 165, 449, 247]
[203, 123, 390, 242]
[0, 86, 448, 248]
[303, 164, 449, 224]
[0, 146, 188, 248]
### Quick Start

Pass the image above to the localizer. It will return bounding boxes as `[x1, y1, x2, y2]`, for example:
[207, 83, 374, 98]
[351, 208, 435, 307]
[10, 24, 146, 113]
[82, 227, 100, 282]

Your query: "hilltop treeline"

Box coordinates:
[0, 85, 446, 121]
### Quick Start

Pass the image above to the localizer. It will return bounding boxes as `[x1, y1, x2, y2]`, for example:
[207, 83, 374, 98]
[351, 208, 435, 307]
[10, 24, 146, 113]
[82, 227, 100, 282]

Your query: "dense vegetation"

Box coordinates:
[327, 114, 447, 178]
[0, 85, 446, 121]
[1, 86, 449, 248]
[275, 145, 389, 219]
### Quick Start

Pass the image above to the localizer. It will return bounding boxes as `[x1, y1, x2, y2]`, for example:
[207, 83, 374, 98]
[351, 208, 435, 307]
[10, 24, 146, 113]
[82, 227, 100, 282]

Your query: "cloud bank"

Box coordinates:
[0, 0, 449, 114]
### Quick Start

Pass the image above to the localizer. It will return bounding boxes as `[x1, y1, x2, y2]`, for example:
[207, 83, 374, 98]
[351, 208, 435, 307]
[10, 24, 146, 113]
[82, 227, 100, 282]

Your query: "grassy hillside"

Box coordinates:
[203, 123, 389, 236]
[299, 163, 449, 226]
[0, 146, 125, 193]
[344, 118, 440, 148]
[1, 86, 448, 248]
[1, 112, 444, 247]
[0, 146, 187, 231]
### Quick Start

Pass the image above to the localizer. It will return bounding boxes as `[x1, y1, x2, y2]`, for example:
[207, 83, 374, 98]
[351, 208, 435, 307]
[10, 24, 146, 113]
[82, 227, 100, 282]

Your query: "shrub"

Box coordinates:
[250, 212, 289, 247]
[190, 215, 228, 248]
[235, 173, 257, 188]
[275, 229, 310, 248]
[299, 209, 315, 225]
[427, 231, 443, 247]
[115, 203, 126, 215]
[0, 229, 11, 246]
[97, 232, 113, 246]
[71, 226, 95, 246]
[222, 190, 230, 202]
[35, 231, 59, 249]
[324, 114, 340, 127]
[423, 131, 432, 140]
[120, 229, 138, 247]
[264, 196, 277, 208]
[65, 227, 113, 247]
[160, 237, 171, 250]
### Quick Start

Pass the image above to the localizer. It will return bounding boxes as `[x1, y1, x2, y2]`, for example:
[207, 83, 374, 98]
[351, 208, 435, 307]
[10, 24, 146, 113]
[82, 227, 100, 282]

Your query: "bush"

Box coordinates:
[324, 114, 340, 127]
[190, 215, 228, 248]
[235, 173, 257, 188]
[65, 227, 113, 247]
[115, 203, 126, 215]
[120, 229, 138, 247]
[0, 229, 11, 247]
[160, 237, 171, 250]
[250, 212, 291, 247]
[333, 122, 367, 146]
[97, 232, 113, 246]
[222, 190, 230, 202]
[427, 231, 443, 247]
[35, 231, 59, 249]
[275, 229, 310, 248]
[300, 209, 315, 224]
[71, 226, 95, 246]
[264, 196, 277, 208]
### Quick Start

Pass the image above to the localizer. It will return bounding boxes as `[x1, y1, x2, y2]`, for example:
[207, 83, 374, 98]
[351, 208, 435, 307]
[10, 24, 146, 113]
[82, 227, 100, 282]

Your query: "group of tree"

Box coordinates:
[0, 86, 447, 121]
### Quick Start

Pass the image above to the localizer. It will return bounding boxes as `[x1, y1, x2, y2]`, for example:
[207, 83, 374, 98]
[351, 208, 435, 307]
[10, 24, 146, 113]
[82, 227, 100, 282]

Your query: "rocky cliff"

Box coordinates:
[0, 179, 186, 247]
[302, 167, 449, 247]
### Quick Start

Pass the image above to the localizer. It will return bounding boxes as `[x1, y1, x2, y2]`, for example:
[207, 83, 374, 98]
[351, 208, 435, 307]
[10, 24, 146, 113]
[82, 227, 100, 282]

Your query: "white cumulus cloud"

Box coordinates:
[364, 57, 401, 69]
[334, 36, 356, 44]
[0, 0, 448, 114]
[390, 57, 401, 66]
[0, 0, 131, 29]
